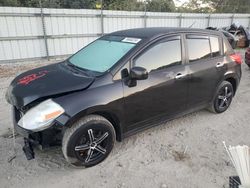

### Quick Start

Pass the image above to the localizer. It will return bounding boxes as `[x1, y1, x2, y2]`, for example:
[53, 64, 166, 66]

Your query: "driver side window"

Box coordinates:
[134, 38, 182, 72]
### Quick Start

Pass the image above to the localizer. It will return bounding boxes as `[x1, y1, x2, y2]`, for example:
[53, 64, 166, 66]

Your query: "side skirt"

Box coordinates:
[122, 103, 208, 139]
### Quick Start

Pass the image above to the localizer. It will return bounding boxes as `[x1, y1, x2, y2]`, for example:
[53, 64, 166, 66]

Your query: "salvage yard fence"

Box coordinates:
[0, 6, 250, 63]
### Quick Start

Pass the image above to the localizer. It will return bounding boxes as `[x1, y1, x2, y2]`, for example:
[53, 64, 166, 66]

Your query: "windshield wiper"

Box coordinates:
[65, 61, 91, 76]
[65, 60, 103, 77]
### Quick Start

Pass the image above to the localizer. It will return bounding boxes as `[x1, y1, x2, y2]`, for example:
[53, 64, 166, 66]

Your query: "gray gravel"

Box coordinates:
[0, 55, 250, 188]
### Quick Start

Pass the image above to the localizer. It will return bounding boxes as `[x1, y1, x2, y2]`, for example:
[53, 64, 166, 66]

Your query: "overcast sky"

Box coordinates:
[174, 0, 189, 7]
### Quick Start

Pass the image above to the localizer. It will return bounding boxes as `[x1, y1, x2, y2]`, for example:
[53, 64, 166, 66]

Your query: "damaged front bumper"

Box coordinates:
[23, 138, 35, 160]
[12, 106, 65, 160]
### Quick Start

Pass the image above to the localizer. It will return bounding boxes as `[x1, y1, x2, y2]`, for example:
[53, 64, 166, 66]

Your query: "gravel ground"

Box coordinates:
[0, 55, 250, 188]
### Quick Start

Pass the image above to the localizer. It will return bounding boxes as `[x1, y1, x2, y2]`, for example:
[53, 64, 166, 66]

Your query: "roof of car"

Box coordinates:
[109, 27, 220, 39]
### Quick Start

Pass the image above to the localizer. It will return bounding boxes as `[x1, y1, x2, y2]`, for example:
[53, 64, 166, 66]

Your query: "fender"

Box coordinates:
[54, 77, 125, 141]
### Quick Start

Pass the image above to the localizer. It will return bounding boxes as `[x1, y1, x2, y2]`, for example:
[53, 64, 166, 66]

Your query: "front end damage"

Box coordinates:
[12, 106, 65, 160]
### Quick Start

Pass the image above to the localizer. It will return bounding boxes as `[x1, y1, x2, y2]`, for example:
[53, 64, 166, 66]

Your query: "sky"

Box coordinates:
[174, 0, 189, 7]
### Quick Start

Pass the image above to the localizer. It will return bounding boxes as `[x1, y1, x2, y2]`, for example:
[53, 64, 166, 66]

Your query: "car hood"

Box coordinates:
[6, 62, 95, 109]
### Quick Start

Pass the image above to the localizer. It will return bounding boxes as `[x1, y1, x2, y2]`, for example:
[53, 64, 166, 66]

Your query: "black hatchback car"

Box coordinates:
[6, 28, 242, 167]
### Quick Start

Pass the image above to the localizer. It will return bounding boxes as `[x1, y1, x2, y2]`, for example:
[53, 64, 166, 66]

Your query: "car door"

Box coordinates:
[185, 34, 226, 108]
[122, 35, 189, 132]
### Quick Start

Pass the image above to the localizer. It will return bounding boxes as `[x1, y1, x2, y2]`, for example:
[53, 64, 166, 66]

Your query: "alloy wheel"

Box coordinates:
[217, 86, 233, 110]
[74, 129, 109, 163]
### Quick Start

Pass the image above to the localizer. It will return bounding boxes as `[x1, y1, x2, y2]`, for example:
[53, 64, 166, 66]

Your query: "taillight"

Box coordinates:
[230, 53, 242, 65]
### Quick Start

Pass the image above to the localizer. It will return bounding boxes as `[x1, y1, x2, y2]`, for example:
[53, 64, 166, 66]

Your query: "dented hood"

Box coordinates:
[6, 62, 95, 109]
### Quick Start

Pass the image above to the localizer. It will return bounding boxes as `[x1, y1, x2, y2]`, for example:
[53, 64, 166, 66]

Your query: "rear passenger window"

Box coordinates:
[187, 36, 211, 62]
[210, 36, 220, 57]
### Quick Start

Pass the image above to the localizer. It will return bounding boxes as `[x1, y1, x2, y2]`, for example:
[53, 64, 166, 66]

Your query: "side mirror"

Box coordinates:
[126, 66, 148, 87]
[130, 66, 148, 80]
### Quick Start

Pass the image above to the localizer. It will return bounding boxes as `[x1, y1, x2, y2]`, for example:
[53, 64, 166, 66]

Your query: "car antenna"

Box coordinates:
[189, 21, 196, 28]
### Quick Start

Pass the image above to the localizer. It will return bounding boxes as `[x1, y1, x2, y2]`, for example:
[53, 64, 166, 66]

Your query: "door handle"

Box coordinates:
[175, 73, 186, 80]
[216, 62, 224, 68]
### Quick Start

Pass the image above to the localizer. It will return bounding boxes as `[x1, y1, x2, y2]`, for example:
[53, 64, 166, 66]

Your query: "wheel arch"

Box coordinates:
[223, 73, 239, 95]
[64, 108, 123, 142]
[225, 77, 237, 95]
[210, 74, 238, 104]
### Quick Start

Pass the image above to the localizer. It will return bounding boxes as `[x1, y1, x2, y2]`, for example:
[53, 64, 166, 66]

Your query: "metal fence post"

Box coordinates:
[39, 0, 49, 60]
[179, 13, 182, 27]
[231, 14, 235, 25]
[248, 16, 250, 29]
[100, 0, 104, 36]
[207, 14, 211, 27]
[143, 3, 147, 28]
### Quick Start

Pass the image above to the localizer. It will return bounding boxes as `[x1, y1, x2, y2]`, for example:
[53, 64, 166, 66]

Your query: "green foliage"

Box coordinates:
[0, 0, 249, 13]
[177, 0, 214, 13]
[61, 0, 96, 9]
[177, 0, 250, 13]
[0, 0, 175, 12]
[0, 0, 96, 9]
[206, 0, 250, 13]
[0, 0, 20, 6]
[146, 0, 175, 12]
[103, 0, 145, 11]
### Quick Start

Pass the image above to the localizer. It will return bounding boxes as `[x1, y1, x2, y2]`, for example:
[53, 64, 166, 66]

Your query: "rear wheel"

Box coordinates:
[62, 115, 116, 167]
[209, 81, 234, 113]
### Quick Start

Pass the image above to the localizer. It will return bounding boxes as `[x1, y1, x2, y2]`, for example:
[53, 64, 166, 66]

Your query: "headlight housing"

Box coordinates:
[18, 99, 65, 131]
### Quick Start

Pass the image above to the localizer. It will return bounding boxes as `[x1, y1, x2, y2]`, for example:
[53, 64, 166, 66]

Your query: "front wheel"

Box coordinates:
[62, 115, 116, 167]
[208, 81, 234, 113]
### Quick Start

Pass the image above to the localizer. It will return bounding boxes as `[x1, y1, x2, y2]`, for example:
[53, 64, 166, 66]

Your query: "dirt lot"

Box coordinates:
[0, 56, 250, 188]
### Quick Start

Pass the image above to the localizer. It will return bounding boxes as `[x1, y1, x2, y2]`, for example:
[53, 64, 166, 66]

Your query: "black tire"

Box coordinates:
[208, 81, 234, 114]
[62, 115, 116, 167]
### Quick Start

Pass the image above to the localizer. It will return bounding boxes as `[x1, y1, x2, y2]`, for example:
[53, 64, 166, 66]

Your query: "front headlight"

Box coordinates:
[18, 99, 65, 131]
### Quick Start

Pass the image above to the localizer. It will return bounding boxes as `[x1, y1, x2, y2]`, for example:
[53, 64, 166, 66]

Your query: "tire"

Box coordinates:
[208, 81, 234, 114]
[62, 115, 116, 168]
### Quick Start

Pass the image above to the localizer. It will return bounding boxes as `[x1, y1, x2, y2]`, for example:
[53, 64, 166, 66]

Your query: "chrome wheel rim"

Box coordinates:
[74, 129, 109, 163]
[217, 86, 233, 109]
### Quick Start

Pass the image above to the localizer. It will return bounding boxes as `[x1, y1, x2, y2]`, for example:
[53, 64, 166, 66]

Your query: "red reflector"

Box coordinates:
[230, 53, 242, 65]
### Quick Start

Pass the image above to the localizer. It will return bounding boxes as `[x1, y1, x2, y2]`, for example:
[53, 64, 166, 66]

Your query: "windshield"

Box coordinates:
[68, 36, 140, 73]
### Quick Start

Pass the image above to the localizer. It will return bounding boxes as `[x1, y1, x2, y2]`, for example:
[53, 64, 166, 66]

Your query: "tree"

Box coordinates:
[203, 0, 250, 13]
[0, 0, 175, 12]
[146, 0, 175, 12]
[60, 0, 95, 9]
[104, 0, 144, 11]
[1, 0, 249, 13]
[177, 0, 214, 13]
[0, 0, 20, 6]
[178, 0, 250, 13]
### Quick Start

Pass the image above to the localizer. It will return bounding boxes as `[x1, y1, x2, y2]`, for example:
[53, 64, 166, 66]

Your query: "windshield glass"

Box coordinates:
[68, 36, 140, 73]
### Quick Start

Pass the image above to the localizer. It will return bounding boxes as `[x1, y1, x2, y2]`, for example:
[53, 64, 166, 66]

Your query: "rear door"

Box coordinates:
[185, 34, 226, 107]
